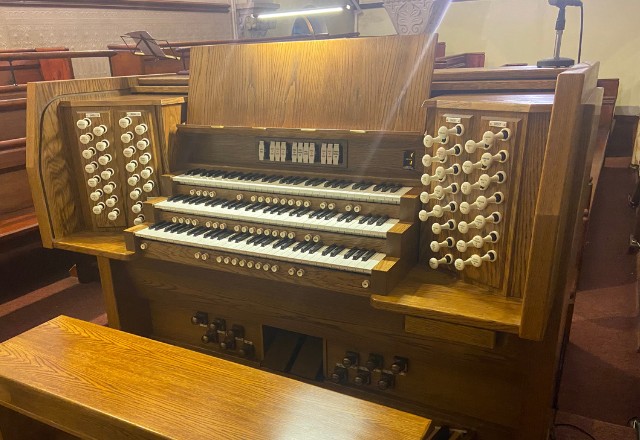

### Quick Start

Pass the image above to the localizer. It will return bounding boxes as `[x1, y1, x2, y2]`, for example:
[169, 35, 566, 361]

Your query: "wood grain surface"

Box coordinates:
[0, 316, 431, 440]
[187, 35, 436, 133]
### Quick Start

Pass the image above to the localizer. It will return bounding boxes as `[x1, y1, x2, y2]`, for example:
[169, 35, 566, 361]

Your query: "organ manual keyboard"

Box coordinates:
[26, 34, 603, 440]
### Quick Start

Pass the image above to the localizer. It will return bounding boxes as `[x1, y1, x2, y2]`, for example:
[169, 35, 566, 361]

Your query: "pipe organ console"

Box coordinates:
[26, 34, 603, 440]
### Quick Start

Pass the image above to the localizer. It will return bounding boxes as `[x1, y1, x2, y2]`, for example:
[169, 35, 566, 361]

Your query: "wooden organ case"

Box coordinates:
[27, 35, 603, 440]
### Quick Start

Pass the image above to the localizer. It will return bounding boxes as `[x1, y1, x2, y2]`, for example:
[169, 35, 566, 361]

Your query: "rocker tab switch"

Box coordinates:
[209, 318, 226, 333]
[191, 311, 208, 326]
[378, 373, 395, 390]
[342, 351, 359, 368]
[391, 356, 409, 374]
[330, 365, 348, 384]
[228, 324, 245, 339]
[239, 342, 255, 359]
[201, 331, 218, 344]
[365, 353, 384, 371]
[354, 370, 371, 386]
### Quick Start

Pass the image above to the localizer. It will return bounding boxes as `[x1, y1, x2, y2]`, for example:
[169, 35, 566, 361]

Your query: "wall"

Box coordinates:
[357, 0, 640, 113]
[0, 5, 232, 78]
[267, 0, 355, 37]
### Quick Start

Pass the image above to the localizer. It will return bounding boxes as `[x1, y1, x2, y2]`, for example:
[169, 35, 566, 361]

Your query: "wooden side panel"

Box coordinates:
[187, 35, 436, 133]
[519, 64, 601, 340]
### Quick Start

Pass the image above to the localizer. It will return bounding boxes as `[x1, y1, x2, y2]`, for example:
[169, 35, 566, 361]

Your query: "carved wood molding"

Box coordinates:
[0, 0, 229, 13]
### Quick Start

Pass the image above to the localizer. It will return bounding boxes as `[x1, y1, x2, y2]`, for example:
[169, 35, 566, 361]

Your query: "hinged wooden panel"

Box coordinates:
[187, 35, 436, 132]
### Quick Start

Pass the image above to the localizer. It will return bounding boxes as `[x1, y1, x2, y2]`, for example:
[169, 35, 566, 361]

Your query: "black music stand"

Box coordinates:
[120, 31, 186, 70]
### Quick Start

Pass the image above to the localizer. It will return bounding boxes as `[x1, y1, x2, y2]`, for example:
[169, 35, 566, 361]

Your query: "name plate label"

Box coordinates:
[489, 120, 508, 128]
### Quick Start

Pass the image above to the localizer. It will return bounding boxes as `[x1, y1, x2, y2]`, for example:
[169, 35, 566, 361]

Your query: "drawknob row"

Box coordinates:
[430, 231, 500, 252]
[429, 250, 497, 270]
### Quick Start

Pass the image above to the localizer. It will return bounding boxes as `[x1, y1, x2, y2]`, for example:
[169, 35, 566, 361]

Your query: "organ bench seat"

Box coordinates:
[0, 316, 444, 440]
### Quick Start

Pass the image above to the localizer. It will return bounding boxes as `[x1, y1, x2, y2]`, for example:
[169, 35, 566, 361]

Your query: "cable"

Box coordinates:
[554, 423, 597, 440]
[577, 4, 584, 63]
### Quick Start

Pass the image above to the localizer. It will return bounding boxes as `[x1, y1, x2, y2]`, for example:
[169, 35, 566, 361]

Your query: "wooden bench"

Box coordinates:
[0, 316, 433, 440]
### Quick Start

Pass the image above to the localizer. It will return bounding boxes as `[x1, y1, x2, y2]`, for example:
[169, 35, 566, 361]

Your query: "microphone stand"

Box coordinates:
[537, 3, 575, 68]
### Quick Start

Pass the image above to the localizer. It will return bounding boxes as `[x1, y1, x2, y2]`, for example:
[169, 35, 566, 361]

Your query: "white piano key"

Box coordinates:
[172, 174, 411, 205]
[157, 199, 398, 238]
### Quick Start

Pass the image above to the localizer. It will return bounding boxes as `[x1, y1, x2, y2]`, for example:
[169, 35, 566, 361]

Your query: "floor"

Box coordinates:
[554, 158, 640, 439]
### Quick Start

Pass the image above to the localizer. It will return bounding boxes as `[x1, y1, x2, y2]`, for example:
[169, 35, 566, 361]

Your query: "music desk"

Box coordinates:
[0, 316, 431, 440]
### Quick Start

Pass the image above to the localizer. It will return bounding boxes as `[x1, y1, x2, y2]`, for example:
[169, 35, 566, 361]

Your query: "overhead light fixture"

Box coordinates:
[257, 6, 344, 19]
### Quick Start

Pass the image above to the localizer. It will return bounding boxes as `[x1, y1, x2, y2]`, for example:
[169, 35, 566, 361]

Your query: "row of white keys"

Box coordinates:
[135, 227, 385, 274]
[173, 174, 411, 205]
[157, 200, 398, 238]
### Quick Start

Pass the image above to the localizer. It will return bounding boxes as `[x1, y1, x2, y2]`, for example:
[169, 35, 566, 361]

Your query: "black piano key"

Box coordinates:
[344, 213, 358, 223]
[324, 180, 337, 187]
[280, 239, 295, 249]
[343, 248, 359, 259]
[336, 212, 350, 222]
[192, 227, 208, 237]
[165, 223, 184, 233]
[367, 216, 380, 225]
[203, 229, 218, 239]
[358, 214, 372, 224]
[292, 241, 307, 251]
[222, 230, 236, 240]
[149, 221, 170, 230]
[253, 235, 269, 246]
[296, 208, 311, 217]
[312, 179, 326, 187]
[361, 250, 377, 261]
[186, 226, 203, 236]
[299, 241, 316, 253]
[352, 248, 367, 260]
[324, 211, 338, 220]
[309, 242, 324, 254]
[338, 181, 351, 189]
[322, 244, 337, 256]
[272, 238, 286, 248]
[330, 245, 345, 257]
[260, 236, 277, 247]
[375, 215, 389, 226]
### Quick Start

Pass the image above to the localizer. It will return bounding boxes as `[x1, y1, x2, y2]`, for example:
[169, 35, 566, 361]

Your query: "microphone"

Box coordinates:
[549, 0, 583, 7]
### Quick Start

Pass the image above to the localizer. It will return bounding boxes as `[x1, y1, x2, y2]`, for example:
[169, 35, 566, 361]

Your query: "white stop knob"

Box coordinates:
[128, 174, 140, 186]
[79, 133, 94, 145]
[89, 190, 103, 202]
[107, 209, 120, 221]
[105, 196, 118, 208]
[87, 176, 101, 187]
[118, 117, 132, 128]
[97, 154, 112, 166]
[123, 146, 136, 158]
[84, 162, 98, 173]
[133, 215, 145, 225]
[76, 118, 91, 129]
[126, 161, 138, 172]
[135, 124, 148, 135]
[95, 140, 109, 151]
[142, 181, 155, 193]
[136, 138, 150, 150]
[92, 125, 107, 136]
[132, 202, 143, 214]
[140, 167, 153, 179]
[130, 188, 142, 200]
[121, 132, 134, 143]
[139, 153, 151, 165]
[100, 168, 114, 180]
[81, 148, 96, 159]
[103, 182, 116, 194]
[92, 203, 105, 215]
